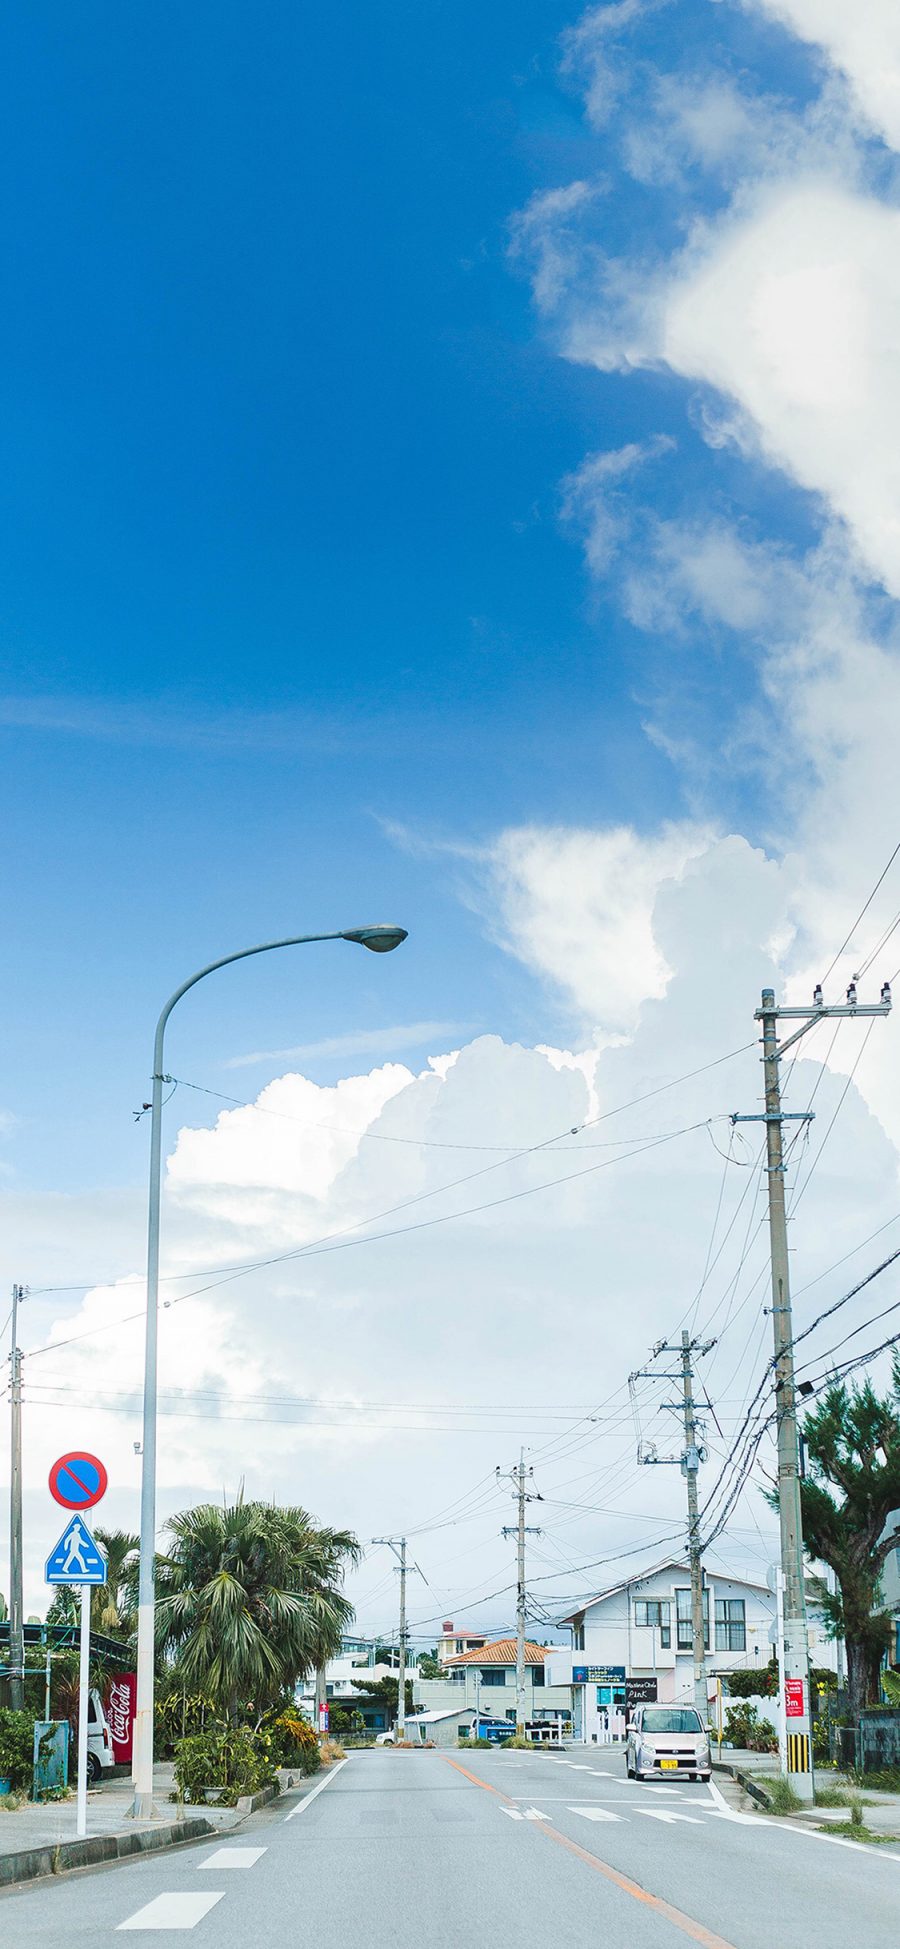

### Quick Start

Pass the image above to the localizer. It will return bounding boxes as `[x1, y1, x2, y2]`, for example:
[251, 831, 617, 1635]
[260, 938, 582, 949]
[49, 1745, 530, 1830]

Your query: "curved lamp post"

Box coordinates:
[131, 924, 408, 1815]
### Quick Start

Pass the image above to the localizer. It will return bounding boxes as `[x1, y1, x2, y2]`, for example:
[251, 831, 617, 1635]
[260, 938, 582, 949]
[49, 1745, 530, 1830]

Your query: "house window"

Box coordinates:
[715, 1598, 746, 1652]
[573, 1624, 585, 1652]
[634, 1600, 671, 1648]
[675, 1588, 710, 1651]
[480, 1669, 506, 1686]
[532, 1665, 545, 1687]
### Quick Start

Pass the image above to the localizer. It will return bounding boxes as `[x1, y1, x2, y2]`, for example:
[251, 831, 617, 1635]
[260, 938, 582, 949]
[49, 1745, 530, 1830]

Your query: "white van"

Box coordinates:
[86, 1689, 115, 1783]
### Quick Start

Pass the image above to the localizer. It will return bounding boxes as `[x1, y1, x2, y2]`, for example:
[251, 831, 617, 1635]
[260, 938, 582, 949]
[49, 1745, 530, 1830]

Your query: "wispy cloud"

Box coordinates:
[0, 694, 360, 754]
[225, 1021, 475, 1069]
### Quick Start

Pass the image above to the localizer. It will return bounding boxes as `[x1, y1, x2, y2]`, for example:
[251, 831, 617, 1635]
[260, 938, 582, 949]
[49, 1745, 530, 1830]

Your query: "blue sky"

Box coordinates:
[0, 0, 832, 1199]
[0, 1, 651, 1191]
[8, 2, 900, 1621]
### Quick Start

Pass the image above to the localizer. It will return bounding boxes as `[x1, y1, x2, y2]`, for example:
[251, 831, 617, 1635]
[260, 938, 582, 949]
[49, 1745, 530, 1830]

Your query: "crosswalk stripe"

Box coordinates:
[199, 1846, 267, 1870]
[118, 1893, 225, 1931]
[634, 1809, 705, 1825]
[568, 1806, 624, 1823]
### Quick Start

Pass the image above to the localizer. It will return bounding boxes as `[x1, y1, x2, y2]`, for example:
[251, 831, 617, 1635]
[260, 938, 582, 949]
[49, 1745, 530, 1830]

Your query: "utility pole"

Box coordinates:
[499, 1452, 541, 1737]
[733, 979, 892, 1802]
[681, 1331, 708, 1721]
[8, 1285, 25, 1711]
[633, 1336, 713, 1718]
[372, 1537, 408, 1739]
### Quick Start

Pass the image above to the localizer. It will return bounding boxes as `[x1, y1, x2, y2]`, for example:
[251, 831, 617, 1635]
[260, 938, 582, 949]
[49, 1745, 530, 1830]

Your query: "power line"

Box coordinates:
[820, 837, 900, 986]
[27, 1118, 712, 1363]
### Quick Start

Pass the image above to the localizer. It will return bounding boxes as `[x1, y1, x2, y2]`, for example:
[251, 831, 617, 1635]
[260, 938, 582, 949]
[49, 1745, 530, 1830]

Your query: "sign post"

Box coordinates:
[46, 1453, 107, 1840]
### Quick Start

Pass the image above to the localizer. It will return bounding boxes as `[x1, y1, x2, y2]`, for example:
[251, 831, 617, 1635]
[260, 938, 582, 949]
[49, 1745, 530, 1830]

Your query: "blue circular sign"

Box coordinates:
[49, 1451, 108, 1510]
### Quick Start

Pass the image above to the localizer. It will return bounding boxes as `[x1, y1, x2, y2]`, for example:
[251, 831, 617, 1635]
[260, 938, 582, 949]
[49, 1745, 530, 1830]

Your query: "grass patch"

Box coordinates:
[760, 1776, 804, 1814]
[849, 1766, 900, 1793]
[817, 1820, 895, 1844]
[815, 1786, 871, 1812]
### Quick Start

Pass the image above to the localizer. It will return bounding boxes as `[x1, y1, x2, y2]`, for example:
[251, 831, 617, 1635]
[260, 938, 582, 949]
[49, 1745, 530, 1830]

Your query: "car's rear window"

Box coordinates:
[641, 1709, 703, 1733]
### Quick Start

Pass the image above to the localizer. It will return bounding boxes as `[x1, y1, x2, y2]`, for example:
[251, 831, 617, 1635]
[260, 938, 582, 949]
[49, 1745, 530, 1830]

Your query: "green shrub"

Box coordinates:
[0, 1710, 34, 1789]
[269, 1712, 320, 1776]
[173, 1727, 279, 1807]
[723, 1703, 778, 1753]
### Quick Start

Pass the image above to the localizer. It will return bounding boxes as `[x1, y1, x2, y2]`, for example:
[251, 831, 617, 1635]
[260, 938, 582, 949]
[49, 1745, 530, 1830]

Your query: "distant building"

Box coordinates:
[415, 1635, 572, 1732]
[437, 1620, 487, 1668]
[881, 1512, 900, 1663]
[548, 1559, 837, 1744]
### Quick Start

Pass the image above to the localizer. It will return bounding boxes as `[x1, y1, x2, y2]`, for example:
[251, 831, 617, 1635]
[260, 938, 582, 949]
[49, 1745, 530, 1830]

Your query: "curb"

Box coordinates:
[0, 1817, 216, 1892]
[712, 1760, 773, 1810]
[235, 1783, 281, 1815]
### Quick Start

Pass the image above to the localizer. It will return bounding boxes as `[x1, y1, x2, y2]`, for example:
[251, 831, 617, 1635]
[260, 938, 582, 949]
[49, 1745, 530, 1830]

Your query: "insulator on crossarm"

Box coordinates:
[882, 982, 892, 1006]
[813, 984, 823, 1006]
[847, 981, 858, 1006]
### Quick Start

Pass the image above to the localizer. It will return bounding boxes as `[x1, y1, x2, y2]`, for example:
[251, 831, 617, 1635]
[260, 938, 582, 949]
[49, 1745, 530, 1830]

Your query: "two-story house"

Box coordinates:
[547, 1559, 836, 1744]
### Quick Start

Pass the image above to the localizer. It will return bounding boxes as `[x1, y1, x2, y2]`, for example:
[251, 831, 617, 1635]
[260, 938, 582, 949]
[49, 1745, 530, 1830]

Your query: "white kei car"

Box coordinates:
[625, 1705, 711, 1783]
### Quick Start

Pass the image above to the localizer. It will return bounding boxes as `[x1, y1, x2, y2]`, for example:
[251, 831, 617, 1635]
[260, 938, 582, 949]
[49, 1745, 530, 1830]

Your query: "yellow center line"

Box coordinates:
[439, 1754, 738, 1949]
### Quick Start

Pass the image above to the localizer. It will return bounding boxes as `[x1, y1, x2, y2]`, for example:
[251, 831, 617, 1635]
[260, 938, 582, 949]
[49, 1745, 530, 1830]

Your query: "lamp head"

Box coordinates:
[341, 925, 408, 954]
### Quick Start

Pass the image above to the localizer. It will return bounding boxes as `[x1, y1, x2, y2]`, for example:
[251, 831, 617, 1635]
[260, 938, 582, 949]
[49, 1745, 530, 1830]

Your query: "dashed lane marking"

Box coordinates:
[440, 1753, 739, 1949]
[198, 1846, 267, 1870]
[500, 1806, 552, 1822]
[118, 1893, 225, 1931]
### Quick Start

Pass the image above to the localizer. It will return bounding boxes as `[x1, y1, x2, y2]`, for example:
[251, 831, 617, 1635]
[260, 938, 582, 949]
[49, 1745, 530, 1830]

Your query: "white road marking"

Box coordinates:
[284, 1756, 348, 1820]
[634, 1809, 705, 1826]
[568, 1805, 624, 1823]
[198, 1846, 267, 1870]
[705, 1776, 762, 1825]
[566, 1763, 600, 1771]
[767, 1819, 900, 1863]
[118, 1893, 225, 1931]
[501, 1806, 551, 1821]
[642, 1785, 686, 1796]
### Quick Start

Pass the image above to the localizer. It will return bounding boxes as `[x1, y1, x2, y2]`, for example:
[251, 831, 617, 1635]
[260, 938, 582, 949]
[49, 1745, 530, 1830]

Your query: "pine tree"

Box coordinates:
[799, 1356, 900, 1723]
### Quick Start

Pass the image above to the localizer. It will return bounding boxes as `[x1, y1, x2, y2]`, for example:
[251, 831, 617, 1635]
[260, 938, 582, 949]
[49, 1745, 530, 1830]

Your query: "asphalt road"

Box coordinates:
[4, 1749, 900, 1947]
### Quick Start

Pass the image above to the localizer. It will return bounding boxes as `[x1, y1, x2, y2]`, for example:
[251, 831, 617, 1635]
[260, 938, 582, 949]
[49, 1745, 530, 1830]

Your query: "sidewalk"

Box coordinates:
[0, 1763, 257, 1888]
[715, 1747, 900, 1839]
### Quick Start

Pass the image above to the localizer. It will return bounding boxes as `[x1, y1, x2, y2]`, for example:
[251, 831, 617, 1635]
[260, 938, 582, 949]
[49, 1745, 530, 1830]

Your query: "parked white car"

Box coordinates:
[625, 1705, 710, 1783]
[86, 1690, 115, 1783]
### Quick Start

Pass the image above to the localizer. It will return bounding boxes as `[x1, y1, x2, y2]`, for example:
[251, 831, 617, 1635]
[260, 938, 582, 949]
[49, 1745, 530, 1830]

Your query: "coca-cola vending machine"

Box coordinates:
[104, 1673, 137, 1765]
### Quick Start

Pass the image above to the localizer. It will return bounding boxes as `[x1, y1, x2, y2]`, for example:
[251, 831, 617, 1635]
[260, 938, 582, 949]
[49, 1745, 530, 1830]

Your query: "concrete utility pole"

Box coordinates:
[733, 980, 892, 1802]
[372, 1537, 408, 1739]
[680, 1331, 709, 1721]
[8, 1285, 25, 1711]
[500, 1452, 541, 1737]
[632, 1335, 713, 1716]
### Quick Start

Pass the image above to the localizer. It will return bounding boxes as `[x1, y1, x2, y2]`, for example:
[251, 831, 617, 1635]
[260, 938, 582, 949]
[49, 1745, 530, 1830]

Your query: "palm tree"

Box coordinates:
[154, 1497, 359, 1723]
[93, 1528, 140, 1639]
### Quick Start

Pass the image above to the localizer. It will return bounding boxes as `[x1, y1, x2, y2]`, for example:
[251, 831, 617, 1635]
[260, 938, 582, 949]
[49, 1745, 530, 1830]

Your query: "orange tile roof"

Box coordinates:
[445, 1637, 548, 1667]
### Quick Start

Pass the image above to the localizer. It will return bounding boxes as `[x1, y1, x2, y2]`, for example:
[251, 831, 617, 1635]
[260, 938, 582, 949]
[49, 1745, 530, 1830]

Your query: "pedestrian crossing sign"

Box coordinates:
[45, 1516, 107, 1585]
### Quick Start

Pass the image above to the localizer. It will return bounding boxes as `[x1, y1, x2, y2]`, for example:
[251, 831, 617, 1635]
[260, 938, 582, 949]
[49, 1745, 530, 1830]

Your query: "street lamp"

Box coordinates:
[131, 924, 408, 1815]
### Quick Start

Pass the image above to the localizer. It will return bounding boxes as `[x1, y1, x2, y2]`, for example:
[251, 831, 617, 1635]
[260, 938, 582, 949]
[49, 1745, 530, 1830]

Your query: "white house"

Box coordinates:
[548, 1559, 837, 1745]
[881, 1512, 900, 1666]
